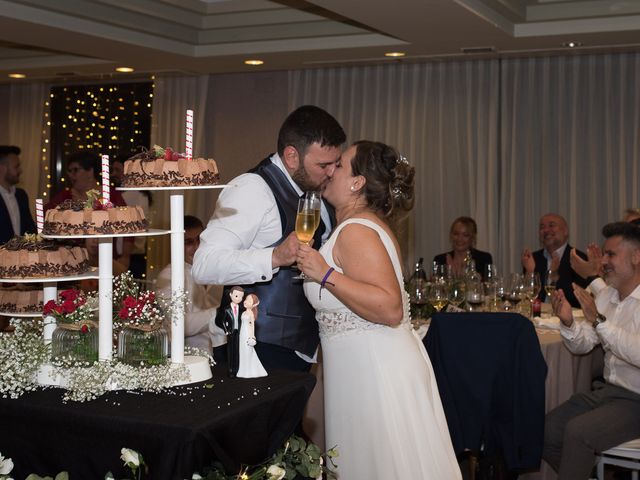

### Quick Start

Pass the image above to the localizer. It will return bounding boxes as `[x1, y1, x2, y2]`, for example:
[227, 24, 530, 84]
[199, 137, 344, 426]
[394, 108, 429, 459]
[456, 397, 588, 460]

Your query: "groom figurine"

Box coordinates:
[218, 286, 244, 378]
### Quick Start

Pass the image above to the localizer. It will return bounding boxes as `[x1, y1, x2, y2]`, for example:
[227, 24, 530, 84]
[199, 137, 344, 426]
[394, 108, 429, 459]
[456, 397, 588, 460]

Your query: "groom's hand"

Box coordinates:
[272, 232, 299, 268]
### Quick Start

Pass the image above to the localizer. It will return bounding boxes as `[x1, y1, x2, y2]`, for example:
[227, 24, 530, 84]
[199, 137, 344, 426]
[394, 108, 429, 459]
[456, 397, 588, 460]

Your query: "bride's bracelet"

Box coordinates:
[319, 267, 335, 300]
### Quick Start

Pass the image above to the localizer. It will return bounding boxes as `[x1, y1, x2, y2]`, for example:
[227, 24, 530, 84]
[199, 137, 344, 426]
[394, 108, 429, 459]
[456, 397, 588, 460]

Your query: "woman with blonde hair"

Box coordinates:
[433, 216, 493, 279]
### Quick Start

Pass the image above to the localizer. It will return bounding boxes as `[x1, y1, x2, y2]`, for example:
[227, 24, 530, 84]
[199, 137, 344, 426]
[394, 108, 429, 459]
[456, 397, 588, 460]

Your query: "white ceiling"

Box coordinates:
[0, 0, 639, 82]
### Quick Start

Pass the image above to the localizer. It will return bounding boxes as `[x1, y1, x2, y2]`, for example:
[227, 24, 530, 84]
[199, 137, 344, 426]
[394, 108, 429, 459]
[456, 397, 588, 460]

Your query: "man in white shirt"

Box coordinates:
[521, 213, 588, 307]
[0, 145, 36, 244]
[544, 221, 640, 479]
[192, 105, 346, 372]
[156, 215, 224, 354]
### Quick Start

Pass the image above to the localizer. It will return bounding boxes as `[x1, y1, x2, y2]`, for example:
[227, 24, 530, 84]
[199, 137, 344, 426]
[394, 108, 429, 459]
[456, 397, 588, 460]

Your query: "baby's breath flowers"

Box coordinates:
[0, 320, 49, 399]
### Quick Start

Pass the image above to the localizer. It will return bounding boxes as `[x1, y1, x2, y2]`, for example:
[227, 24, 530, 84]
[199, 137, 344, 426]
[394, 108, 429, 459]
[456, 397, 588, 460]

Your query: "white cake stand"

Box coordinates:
[117, 185, 228, 382]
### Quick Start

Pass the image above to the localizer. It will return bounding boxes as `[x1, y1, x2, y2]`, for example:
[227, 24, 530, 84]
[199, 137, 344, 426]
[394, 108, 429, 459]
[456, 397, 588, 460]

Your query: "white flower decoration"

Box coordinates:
[0, 453, 13, 475]
[191, 474, 203, 480]
[120, 448, 140, 467]
[266, 464, 286, 480]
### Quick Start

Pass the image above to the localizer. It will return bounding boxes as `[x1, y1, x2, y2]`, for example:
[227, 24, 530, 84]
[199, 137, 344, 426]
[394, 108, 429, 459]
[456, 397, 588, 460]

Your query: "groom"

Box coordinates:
[193, 105, 346, 372]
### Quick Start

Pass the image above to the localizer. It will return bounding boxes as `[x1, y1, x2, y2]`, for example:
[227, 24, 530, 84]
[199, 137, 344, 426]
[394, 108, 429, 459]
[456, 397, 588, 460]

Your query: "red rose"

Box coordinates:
[124, 296, 137, 308]
[43, 300, 57, 315]
[81, 324, 89, 333]
[61, 300, 76, 314]
[60, 289, 78, 302]
[55, 305, 64, 315]
[146, 291, 155, 303]
[118, 306, 129, 319]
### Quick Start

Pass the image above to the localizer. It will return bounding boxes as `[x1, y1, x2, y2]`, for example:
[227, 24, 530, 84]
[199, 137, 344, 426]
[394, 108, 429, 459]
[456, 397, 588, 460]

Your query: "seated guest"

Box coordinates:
[46, 151, 126, 209]
[433, 216, 493, 279]
[521, 213, 588, 307]
[544, 222, 640, 480]
[0, 145, 36, 243]
[156, 215, 225, 354]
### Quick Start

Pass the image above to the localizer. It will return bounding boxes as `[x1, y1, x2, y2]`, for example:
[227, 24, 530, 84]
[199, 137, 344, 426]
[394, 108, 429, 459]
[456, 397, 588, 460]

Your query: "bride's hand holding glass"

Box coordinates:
[296, 243, 327, 283]
[293, 192, 322, 279]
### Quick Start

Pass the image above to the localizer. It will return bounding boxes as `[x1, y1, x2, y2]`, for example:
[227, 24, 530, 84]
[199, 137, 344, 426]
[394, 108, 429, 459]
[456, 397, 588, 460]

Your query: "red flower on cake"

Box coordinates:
[81, 324, 89, 333]
[118, 306, 130, 320]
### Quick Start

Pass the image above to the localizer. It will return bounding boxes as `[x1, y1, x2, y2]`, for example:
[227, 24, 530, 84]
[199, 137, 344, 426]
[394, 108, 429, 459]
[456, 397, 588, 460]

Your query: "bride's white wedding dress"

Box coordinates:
[304, 218, 461, 479]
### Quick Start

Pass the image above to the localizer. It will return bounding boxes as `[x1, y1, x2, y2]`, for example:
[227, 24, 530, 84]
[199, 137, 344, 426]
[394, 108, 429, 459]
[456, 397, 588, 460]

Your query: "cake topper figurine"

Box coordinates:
[236, 293, 267, 378]
[218, 286, 244, 378]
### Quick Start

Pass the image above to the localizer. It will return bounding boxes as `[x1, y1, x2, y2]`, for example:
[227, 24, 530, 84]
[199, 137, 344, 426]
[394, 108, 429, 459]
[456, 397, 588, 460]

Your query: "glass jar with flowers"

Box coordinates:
[114, 272, 168, 366]
[44, 289, 98, 363]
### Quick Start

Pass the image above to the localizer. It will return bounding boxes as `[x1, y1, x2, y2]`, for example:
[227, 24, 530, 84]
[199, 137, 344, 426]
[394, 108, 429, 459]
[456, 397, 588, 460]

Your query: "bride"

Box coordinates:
[297, 141, 461, 479]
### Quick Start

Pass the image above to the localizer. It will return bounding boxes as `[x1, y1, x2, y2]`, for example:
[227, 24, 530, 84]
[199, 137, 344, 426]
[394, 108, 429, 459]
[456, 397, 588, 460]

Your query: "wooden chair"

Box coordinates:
[597, 438, 640, 480]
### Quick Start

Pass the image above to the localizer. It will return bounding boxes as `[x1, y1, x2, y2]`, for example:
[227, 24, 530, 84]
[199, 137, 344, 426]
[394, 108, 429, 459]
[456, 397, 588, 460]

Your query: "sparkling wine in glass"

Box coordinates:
[544, 269, 557, 298]
[429, 281, 449, 312]
[293, 192, 321, 280]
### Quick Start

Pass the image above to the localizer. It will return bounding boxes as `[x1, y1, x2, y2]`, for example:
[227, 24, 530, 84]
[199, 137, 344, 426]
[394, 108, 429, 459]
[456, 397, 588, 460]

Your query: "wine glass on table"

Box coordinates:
[448, 279, 466, 309]
[523, 272, 541, 317]
[292, 192, 321, 280]
[428, 280, 449, 313]
[504, 273, 524, 312]
[544, 269, 558, 300]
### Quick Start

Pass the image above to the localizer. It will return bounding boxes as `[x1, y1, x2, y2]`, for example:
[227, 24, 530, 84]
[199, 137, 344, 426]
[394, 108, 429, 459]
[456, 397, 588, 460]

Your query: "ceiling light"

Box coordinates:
[562, 41, 582, 48]
[116, 67, 134, 73]
[8, 73, 26, 79]
[244, 59, 264, 66]
[384, 52, 406, 58]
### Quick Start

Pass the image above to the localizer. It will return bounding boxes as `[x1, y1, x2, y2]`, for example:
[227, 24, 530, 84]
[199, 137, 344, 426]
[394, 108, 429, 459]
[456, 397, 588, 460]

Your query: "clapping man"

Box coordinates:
[543, 222, 640, 479]
[522, 213, 588, 307]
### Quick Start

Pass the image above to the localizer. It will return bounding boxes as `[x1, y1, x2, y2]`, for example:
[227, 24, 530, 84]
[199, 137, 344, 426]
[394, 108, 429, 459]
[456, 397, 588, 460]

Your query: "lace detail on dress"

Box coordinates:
[317, 311, 387, 339]
[318, 290, 413, 340]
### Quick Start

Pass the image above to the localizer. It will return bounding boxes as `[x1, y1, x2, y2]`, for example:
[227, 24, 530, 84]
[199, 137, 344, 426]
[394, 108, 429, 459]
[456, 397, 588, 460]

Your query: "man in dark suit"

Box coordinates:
[522, 213, 588, 307]
[0, 146, 36, 244]
[217, 286, 244, 377]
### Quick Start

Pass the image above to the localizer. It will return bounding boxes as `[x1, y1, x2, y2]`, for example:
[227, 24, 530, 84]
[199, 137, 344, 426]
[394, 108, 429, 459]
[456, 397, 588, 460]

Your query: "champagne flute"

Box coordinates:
[544, 269, 557, 299]
[523, 272, 541, 317]
[292, 192, 321, 280]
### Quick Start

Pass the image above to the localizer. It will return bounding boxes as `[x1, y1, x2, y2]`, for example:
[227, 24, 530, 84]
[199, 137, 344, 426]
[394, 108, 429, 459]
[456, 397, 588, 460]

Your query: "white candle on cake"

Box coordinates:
[185, 109, 193, 160]
[101, 154, 110, 204]
[35, 198, 44, 233]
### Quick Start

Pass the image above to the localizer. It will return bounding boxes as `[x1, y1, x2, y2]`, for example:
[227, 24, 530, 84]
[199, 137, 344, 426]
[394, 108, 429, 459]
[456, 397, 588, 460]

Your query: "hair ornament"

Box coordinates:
[397, 155, 409, 165]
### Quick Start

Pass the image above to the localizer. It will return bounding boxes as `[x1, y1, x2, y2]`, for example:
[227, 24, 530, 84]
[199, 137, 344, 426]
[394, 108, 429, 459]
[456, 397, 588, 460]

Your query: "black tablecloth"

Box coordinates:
[0, 365, 315, 479]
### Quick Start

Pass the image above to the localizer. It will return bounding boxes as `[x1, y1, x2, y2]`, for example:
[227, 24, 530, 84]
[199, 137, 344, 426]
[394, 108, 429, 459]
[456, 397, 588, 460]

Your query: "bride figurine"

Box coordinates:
[236, 293, 267, 378]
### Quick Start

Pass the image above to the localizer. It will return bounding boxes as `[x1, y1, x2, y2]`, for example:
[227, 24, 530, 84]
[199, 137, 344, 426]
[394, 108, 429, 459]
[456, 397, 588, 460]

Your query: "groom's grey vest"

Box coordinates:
[237, 156, 330, 356]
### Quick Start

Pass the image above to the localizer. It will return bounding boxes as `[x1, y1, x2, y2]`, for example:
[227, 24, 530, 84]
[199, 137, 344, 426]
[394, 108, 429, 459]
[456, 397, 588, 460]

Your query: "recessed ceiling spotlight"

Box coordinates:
[244, 59, 264, 66]
[562, 41, 582, 48]
[8, 73, 26, 79]
[116, 67, 134, 73]
[384, 52, 406, 57]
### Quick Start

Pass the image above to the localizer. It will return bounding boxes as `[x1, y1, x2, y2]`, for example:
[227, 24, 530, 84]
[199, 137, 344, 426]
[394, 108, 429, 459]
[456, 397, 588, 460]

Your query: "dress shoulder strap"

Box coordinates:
[332, 218, 404, 286]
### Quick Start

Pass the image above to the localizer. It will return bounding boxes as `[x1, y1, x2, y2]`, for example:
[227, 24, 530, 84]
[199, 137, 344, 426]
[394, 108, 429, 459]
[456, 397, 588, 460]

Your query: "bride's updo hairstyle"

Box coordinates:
[351, 140, 415, 218]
